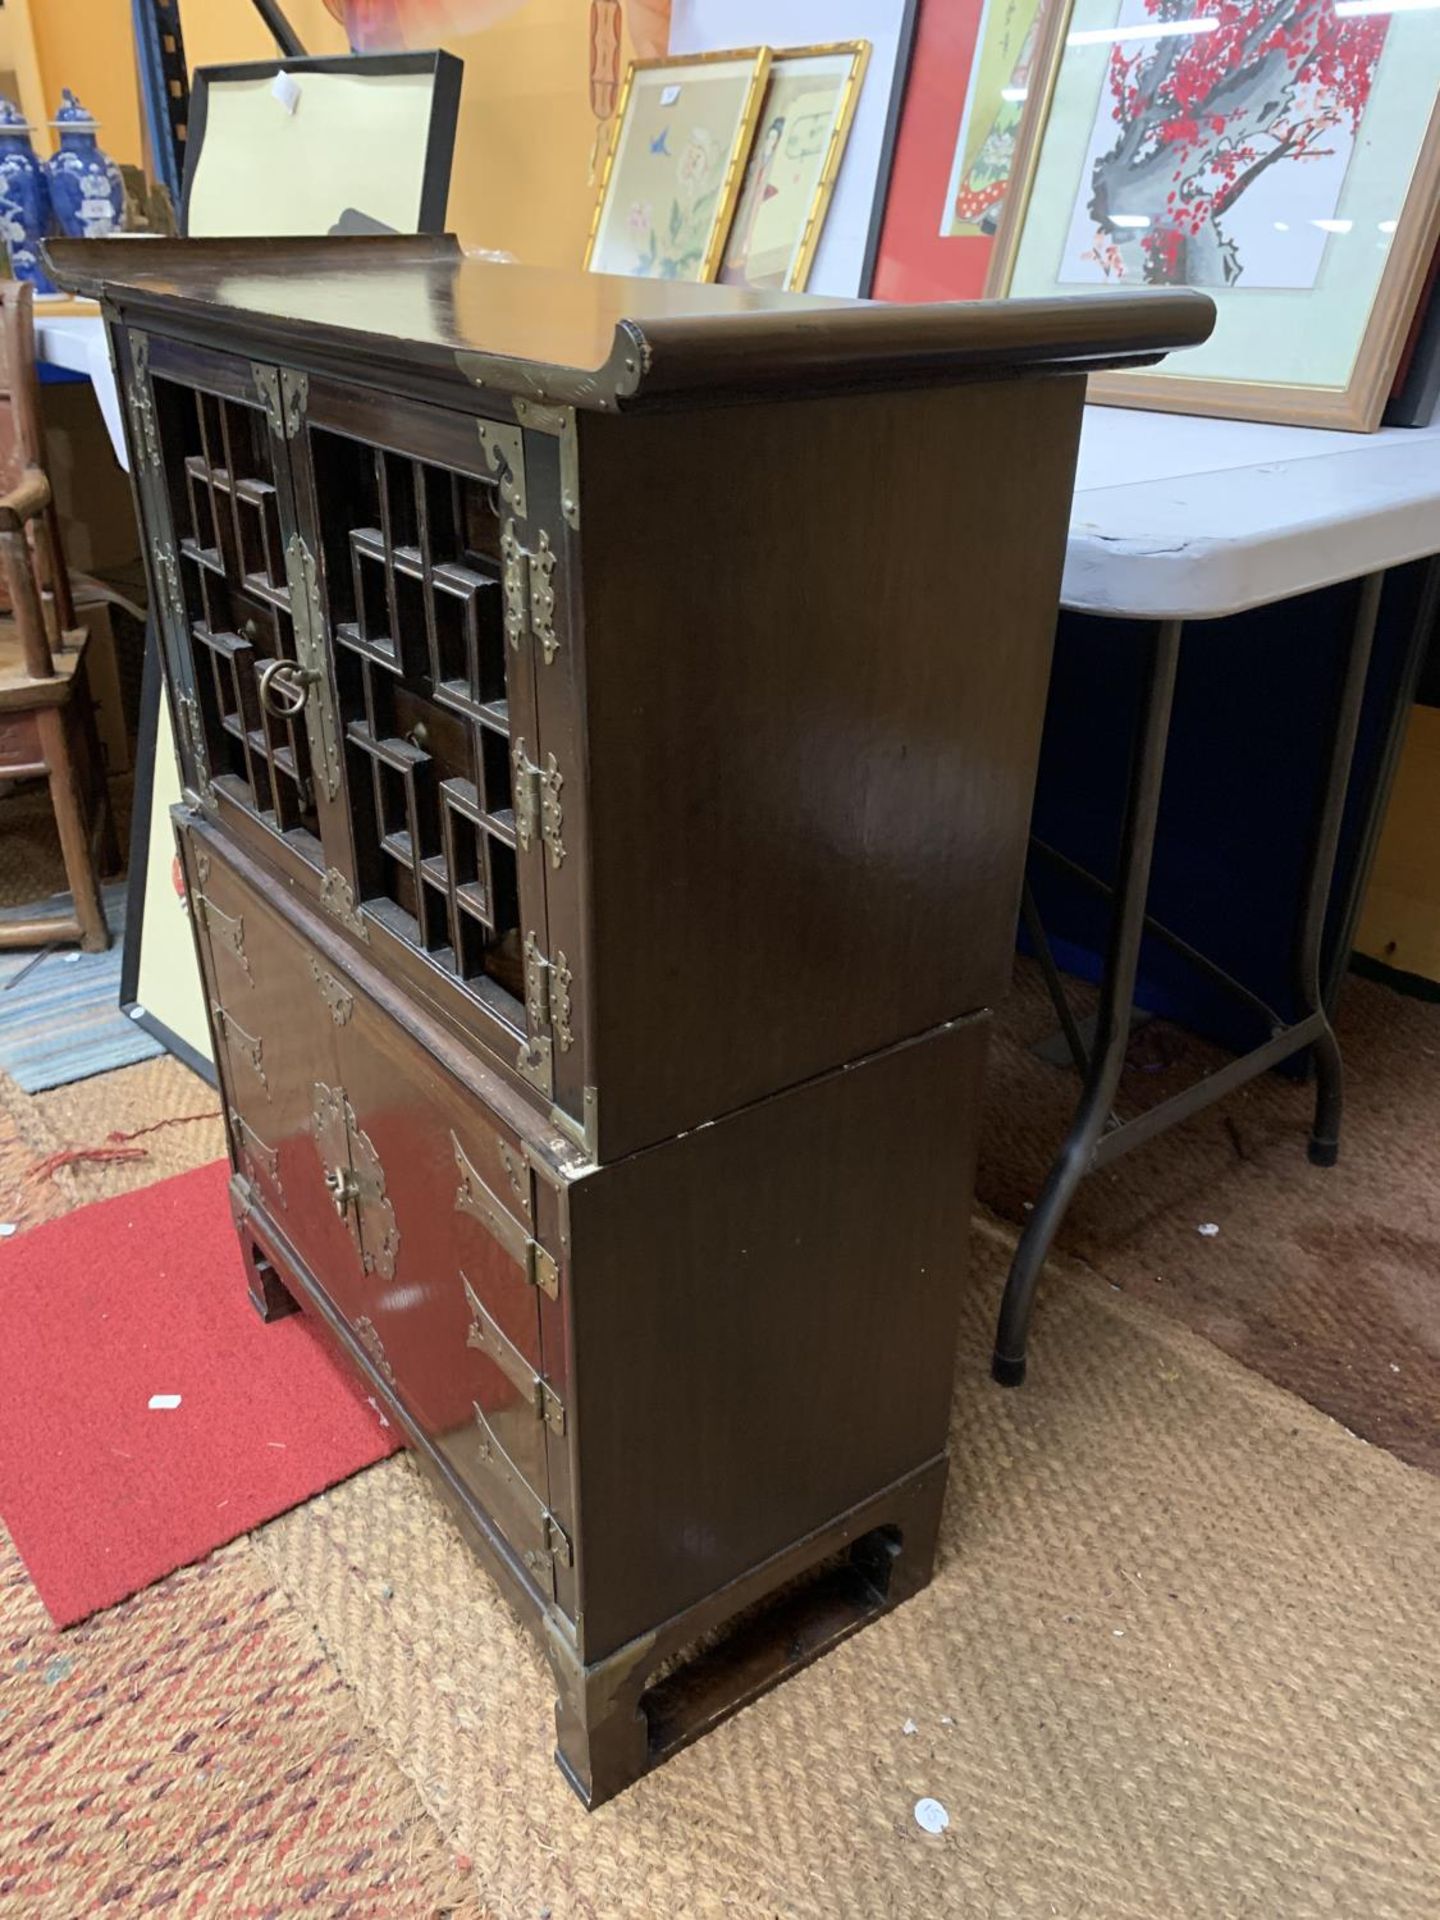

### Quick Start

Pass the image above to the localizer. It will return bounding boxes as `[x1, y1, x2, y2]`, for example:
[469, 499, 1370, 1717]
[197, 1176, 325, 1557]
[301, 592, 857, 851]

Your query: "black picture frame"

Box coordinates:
[858, 0, 922, 298]
[180, 48, 463, 238]
[119, 626, 218, 1088]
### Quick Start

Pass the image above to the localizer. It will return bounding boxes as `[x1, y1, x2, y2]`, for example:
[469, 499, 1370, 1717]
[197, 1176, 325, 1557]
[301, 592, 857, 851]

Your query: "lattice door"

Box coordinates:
[306, 424, 527, 1008]
[151, 369, 324, 862]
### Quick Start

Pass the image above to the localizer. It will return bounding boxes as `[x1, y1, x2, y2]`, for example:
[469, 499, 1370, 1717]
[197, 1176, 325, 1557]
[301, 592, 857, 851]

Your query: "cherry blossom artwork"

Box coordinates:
[1057, 0, 1391, 288]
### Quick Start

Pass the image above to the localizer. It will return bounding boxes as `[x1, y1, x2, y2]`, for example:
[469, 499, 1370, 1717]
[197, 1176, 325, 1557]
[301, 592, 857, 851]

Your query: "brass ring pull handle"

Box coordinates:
[258, 656, 321, 719]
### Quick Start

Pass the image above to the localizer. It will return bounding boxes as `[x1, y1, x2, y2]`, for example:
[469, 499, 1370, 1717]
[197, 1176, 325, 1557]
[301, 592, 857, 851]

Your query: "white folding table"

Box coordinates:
[998, 407, 1440, 1383]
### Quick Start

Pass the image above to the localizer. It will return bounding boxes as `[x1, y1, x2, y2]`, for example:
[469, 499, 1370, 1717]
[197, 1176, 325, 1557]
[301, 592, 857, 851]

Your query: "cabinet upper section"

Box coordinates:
[49, 234, 1213, 415]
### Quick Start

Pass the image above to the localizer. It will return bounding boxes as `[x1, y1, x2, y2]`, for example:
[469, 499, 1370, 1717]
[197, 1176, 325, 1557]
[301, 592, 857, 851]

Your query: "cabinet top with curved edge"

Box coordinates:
[48, 232, 1214, 415]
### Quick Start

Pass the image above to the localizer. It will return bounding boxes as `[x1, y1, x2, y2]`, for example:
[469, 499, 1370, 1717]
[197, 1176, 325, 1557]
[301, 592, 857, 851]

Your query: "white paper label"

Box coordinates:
[148, 1394, 183, 1410]
[659, 83, 681, 106]
[271, 72, 302, 116]
[914, 1797, 950, 1836]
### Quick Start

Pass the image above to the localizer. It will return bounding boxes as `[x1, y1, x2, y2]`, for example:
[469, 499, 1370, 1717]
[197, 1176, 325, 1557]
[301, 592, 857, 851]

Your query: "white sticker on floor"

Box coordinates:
[914, 1797, 950, 1835]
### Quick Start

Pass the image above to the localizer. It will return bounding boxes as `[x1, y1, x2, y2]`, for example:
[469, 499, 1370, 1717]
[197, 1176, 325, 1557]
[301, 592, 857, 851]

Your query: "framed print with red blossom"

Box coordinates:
[987, 0, 1440, 428]
[868, 0, 1048, 301]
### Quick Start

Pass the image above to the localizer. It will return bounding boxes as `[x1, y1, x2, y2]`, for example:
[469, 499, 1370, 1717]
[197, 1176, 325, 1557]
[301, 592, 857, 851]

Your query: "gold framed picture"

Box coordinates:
[718, 41, 872, 293]
[585, 51, 772, 282]
[985, 0, 1440, 430]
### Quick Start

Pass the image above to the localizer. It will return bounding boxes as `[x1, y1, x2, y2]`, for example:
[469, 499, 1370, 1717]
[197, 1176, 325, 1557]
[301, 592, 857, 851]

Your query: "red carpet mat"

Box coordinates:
[0, 1159, 399, 1626]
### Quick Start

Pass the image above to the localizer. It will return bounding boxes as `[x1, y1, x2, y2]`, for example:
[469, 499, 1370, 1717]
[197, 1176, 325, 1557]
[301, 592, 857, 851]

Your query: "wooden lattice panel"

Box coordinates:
[312, 432, 522, 1003]
[163, 382, 320, 850]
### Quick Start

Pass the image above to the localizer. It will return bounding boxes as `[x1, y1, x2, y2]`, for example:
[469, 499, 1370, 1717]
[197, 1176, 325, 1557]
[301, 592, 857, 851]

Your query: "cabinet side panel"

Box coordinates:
[578, 377, 1080, 1159]
[567, 1013, 987, 1660]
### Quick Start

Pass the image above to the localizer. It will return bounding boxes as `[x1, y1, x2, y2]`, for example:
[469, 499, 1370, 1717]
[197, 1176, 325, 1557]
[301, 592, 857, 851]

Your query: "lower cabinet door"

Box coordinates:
[328, 993, 571, 1595]
[182, 830, 366, 1309]
[182, 821, 571, 1600]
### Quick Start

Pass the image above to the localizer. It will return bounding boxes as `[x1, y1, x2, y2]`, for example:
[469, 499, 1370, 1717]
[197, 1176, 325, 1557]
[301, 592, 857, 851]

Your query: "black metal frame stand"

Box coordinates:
[993, 571, 1386, 1387]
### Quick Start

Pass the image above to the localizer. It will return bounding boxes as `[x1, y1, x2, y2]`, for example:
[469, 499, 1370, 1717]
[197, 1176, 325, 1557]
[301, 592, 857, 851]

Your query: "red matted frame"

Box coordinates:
[867, 0, 993, 301]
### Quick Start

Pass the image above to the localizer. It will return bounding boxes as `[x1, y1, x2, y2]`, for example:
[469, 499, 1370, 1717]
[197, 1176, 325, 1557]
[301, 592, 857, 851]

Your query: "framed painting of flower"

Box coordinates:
[585, 51, 771, 281]
[986, 0, 1440, 429]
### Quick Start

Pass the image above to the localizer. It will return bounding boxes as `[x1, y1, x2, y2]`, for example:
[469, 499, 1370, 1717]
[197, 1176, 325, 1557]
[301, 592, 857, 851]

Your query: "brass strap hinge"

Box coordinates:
[519, 932, 574, 1079]
[501, 525, 558, 663]
[308, 955, 354, 1024]
[254, 364, 307, 438]
[463, 1274, 567, 1434]
[283, 533, 342, 802]
[194, 893, 253, 983]
[173, 685, 217, 817]
[320, 867, 369, 942]
[470, 1398, 574, 1574]
[126, 331, 162, 476]
[213, 1004, 267, 1091]
[452, 1131, 559, 1299]
[511, 739, 565, 868]
[229, 1107, 284, 1205]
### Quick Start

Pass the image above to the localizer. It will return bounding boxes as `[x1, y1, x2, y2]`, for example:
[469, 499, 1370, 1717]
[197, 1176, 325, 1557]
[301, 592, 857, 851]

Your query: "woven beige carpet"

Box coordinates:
[251, 1212, 1440, 1920]
[0, 1525, 482, 1916]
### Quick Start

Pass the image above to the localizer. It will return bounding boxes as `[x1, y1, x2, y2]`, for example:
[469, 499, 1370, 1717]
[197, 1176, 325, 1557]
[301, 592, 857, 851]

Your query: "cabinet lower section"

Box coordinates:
[179, 810, 989, 1805]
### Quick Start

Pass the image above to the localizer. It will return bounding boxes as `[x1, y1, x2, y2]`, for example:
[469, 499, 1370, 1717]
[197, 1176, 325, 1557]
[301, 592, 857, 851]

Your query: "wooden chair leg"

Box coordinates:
[36, 705, 109, 952]
[75, 665, 121, 873]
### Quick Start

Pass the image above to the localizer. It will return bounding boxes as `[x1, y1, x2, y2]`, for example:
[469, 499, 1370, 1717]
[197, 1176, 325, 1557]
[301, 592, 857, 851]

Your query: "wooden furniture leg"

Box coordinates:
[37, 703, 109, 952]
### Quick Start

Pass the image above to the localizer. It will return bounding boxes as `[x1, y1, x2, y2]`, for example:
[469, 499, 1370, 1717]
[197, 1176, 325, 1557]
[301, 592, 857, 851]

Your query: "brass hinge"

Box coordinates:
[511, 739, 565, 868]
[254, 364, 307, 438]
[174, 687, 217, 814]
[518, 932, 574, 1093]
[126, 331, 162, 476]
[152, 535, 186, 633]
[501, 524, 558, 663]
[213, 1004, 267, 1092]
[308, 954, 353, 1024]
[470, 1396, 574, 1576]
[452, 1130, 558, 1300]
[283, 533, 342, 802]
[353, 1314, 396, 1387]
[281, 368, 308, 434]
[320, 867, 368, 942]
[462, 1274, 567, 1434]
[229, 1107, 284, 1206]
[194, 892, 253, 984]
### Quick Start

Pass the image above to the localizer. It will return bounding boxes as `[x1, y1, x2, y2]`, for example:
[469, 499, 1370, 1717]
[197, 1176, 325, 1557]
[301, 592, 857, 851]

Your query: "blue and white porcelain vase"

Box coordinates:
[0, 98, 54, 294]
[43, 90, 124, 242]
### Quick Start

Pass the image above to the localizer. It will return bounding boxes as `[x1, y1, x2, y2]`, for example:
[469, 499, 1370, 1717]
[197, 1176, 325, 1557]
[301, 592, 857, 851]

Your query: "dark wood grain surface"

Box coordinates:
[567, 1012, 988, 1658]
[49, 235, 1214, 412]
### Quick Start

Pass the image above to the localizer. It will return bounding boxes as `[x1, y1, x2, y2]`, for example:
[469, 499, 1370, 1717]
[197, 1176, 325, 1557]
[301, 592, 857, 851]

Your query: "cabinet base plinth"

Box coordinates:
[551, 1455, 947, 1809]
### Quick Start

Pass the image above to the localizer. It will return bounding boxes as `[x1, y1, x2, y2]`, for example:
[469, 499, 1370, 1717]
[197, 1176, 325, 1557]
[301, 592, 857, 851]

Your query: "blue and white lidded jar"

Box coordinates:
[0, 98, 54, 294]
[43, 90, 124, 242]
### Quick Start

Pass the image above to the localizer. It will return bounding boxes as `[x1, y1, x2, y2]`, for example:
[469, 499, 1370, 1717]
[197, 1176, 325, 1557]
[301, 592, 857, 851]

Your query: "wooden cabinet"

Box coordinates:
[57, 234, 1209, 1804]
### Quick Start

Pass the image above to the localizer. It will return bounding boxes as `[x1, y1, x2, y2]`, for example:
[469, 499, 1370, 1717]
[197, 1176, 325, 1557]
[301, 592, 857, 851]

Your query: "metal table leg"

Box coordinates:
[1297, 573, 1382, 1165]
[993, 572, 1388, 1386]
[992, 618, 1183, 1387]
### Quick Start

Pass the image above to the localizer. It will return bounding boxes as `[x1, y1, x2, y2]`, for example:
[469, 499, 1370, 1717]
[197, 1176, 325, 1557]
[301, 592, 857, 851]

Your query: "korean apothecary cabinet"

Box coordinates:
[54, 235, 1210, 1805]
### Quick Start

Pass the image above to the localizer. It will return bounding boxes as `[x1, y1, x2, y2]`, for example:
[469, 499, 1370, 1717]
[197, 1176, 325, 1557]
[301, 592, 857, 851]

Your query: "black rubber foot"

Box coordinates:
[1308, 1138, 1340, 1168]
[991, 1352, 1027, 1388]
